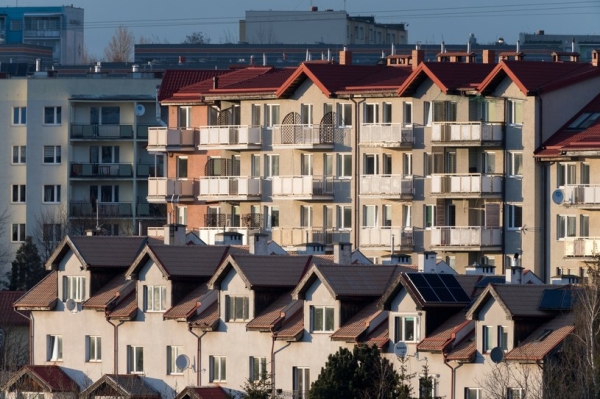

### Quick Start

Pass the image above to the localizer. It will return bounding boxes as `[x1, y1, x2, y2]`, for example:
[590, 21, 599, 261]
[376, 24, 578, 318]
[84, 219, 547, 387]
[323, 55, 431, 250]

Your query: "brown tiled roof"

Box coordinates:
[142, 245, 231, 278]
[445, 336, 476, 362]
[189, 301, 219, 331]
[417, 312, 471, 352]
[0, 291, 28, 325]
[14, 271, 58, 310]
[506, 312, 574, 361]
[246, 292, 292, 331]
[4, 365, 79, 392]
[331, 301, 381, 342]
[274, 306, 304, 341]
[83, 273, 134, 311]
[175, 386, 229, 399]
[158, 69, 229, 101]
[81, 374, 159, 399]
[163, 284, 208, 320]
[106, 291, 137, 320]
[398, 62, 495, 96]
[361, 319, 390, 348]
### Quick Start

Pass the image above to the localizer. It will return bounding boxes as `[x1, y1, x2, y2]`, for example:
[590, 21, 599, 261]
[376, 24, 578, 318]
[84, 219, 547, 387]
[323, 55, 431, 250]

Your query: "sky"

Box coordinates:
[11, 0, 600, 56]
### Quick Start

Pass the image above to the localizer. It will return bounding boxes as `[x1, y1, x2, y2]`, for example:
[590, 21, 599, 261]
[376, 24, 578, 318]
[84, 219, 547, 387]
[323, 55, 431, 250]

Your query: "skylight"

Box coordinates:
[568, 112, 600, 129]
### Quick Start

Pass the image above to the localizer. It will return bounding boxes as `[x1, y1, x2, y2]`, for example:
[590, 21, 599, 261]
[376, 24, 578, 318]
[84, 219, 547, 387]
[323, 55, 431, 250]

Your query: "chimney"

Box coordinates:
[213, 76, 219, 90]
[178, 56, 186, 65]
[215, 231, 243, 246]
[263, 53, 267, 66]
[441, 41, 446, 53]
[505, 253, 523, 284]
[35, 58, 41, 72]
[418, 251, 437, 273]
[163, 224, 186, 245]
[482, 49, 496, 64]
[572, 38, 575, 53]
[249, 233, 269, 256]
[516, 40, 521, 53]
[340, 47, 352, 65]
[411, 49, 424, 70]
[593, 50, 599, 67]
[333, 242, 352, 265]
[94, 62, 101, 73]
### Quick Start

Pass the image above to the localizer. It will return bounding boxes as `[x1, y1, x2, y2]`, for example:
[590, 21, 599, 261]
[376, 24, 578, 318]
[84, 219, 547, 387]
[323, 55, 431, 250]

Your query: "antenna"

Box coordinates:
[135, 104, 146, 116]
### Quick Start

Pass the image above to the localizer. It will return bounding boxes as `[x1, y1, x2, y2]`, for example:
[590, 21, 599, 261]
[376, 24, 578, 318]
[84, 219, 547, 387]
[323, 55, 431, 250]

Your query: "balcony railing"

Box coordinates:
[198, 125, 262, 148]
[70, 125, 134, 139]
[359, 227, 413, 248]
[271, 176, 334, 198]
[270, 227, 351, 247]
[360, 124, 414, 147]
[136, 163, 164, 178]
[70, 201, 133, 218]
[431, 174, 503, 196]
[136, 202, 166, 218]
[70, 163, 133, 178]
[564, 237, 600, 257]
[203, 213, 263, 229]
[561, 185, 600, 207]
[147, 178, 196, 202]
[197, 176, 262, 199]
[147, 127, 197, 152]
[431, 121, 504, 145]
[360, 175, 413, 197]
[272, 124, 339, 148]
[430, 226, 502, 248]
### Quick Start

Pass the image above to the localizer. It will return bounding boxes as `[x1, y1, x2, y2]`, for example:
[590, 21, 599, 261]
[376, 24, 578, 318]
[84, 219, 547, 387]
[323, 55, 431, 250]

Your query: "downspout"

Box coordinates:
[537, 94, 548, 282]
[16, 310, 33, 364]
[271, 331, 277, 397]
[502, 101, 507, 275]
[188, 328, 206, 386]
[443, 356, 464, 399]
[106, 315, 125, 374]
[350, 95, 365, 249]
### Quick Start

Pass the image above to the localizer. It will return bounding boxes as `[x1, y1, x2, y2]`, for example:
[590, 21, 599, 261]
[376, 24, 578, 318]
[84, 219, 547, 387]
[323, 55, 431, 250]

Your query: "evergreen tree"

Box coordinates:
[9, 237, 46, 291]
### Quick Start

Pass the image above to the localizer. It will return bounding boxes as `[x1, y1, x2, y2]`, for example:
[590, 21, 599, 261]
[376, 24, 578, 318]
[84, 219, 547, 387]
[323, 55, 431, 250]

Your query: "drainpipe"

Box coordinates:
[350, 95, 365, 249]
[106, 315, 125, 374]
[443, 356, 464, 399]
[188, 328, 206, 386]
[502, 103, 507, 275]
[271, 331, 277, 397]
[16, 310, 33, 364]
[537, 94, 548, 282]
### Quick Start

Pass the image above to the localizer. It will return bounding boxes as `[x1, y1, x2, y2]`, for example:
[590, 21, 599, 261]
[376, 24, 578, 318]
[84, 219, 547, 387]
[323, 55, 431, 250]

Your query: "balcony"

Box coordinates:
[136, 202, 166, 218]
[136, 163, 164, 178]
[70, 163, 133, 178]
[359, 227, 413, 249]
[271, 176, 334, 200]
[270, 228, 351, 247]
[564, 237, 600, 258]
[198, 125, 262, 150]
[272, 124, 342, 149]
[70, 201, 132, 218]
[147, 127, 197, 152]
[430, 226, 502, 250]
[561, 185, 600, 209]
[136, 124, 152, 140]
[194, 213, 263, 245]
[70, 125, 134, 140]
[147, 178, 196, 203]
[197, 176, 262, 201]
[360, 124, 414, 148]
[431, 122, 504, 146]
[431, 174, 503, 198]
[360, 175, 413, 199]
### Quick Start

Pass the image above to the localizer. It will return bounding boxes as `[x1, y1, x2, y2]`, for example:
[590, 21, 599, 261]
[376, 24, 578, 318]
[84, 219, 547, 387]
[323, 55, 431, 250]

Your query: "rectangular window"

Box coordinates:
[507, 388, 525, 399]
[87, 336, 102, 362]
[311, 306, 334, 332]
[144, 285, 166, 311]
[383, 153, 392, 175]
[43, 146, 61, 164]
[44, 106, 62, 125]
[250, 356, 267, 382]
[225, 295, 249, 322]
[557, 215, 576, 239]
[364, 154, 379, 175]
[338, 206, 352, 229]
[433, 101, 457, 122]
[251, 104, 261, 126]
[63, 276, 86, 302]
[43, 224, 61, 243]
[265, 104, 280, 128]
[402, 205, 412, 227]
[402, 153, 412, 175]
[403, 102, 412, 125]
[11, 185, 26, 203]
[178, 206, 187, 225]
[167, 346, 184, 374]
[209, 355, 226, 382]
[48, 335, 63, 361]
[582, 163, 590, 185]
[294, 367, 310, 399]
[337, 103, 352, 127]
[383, 204, 392, 227]
[301, 103, 313, 125]
[177, 156, 188, 178]
[301, 154, 313, 176]
[483, 325, 493, 353]
[364, 103, 379, 124]
[11, 223, 25, 242]
[265, 154, 279, 177]
[423, 101, 432, 126]
[581, 215, 590, 237]
[127, 346, 144, 374]
[507, 100, 524, 125]
[101, 107, 120, 125]
[483, 152, 495, 174]
[12, 146, 26, 164]
[465, 388, 482, 399]
[363, 205, 377, 227]
[13, 107, 26, 125]
[424, 205, 435, 228]
[498, 326, 508, 351]
[99, 185, 119, 203]
[507, 205, 522, 230]
[382, 102, 392, 124]
[509, 152, 523, 177]
[394, 315, 417, 342]
[338, 154, 352, 178]
[251, 154, 261, 177]
[266, 206, 279, 228]
[324, 154, 333, 176]
[43, 185, 61, 203]
[557, 163, 576, 186]
[178, 106, 191, 128]
[300, 206, 312, 228]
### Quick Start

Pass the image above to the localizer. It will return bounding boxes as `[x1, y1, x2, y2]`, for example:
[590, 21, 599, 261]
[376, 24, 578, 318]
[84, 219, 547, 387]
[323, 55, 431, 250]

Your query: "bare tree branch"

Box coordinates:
[103, 26, 135, 62]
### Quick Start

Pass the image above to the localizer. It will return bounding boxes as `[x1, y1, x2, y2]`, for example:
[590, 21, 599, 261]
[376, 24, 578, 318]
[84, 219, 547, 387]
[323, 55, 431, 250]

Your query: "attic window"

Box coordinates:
[568, 112, 600, 130]
[535, 329, 553, 342]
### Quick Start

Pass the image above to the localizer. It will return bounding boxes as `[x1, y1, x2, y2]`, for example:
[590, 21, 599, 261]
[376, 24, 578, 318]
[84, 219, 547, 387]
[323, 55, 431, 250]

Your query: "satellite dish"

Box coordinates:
[175, 354, 190, 370]
[65, 298, 76, 312]
[135, 104, 146, 116]
[490, 347, 505, 363]
[394, 341, 408, 358]
[551, 189, 565, 205]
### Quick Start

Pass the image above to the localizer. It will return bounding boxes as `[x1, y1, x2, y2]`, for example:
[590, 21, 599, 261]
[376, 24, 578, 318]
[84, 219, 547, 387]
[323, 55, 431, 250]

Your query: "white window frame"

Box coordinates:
[311, 305, 334, 332]
[144, 285, 167, 312]
[13, 107, 26, 125]
[403, 153, 412, 176]
[167, 345, 184, 375]
[364, 103, 379, 124]
[251, 104, 261, 126]
[498, 326, 508, 351]
[482, 325, 493, 353]
[581, 214, 590, 237]
[265, 154, 279, 177]
[338, 205, 352, 230]
[63, 276, 86, 302]
[557, 163, 577, 187]
[403, 102, 412, 125]
[508, 152, 523, 177]
[465, 388, 482, 399]
[300, 103, 313, 125]
[265, 104, 280, 128]
[87, 335, 102, 362]
[225, 295, 249, 322]
[402, 205, 412, 227]
[177, 206, 187, 225]
[301, 153, 313, 176]
[12, 145, 26, 164]
[209, 355, 227, 382]
[364, 153, 379, 175]
[43, 146, 61, 164]
[43, 106, 62, 125]
[178, 106, 191, 128]
[393, 314, 418, 342]
[424, 204, 435, 229]
[11, 184, 26, 203]
[43, 185, 61, 203]
[337, 103, 352, 127]
[382, 204, 392, 228]
[127, 345, 144, 374]
[176, 156, 188, 179]
[423, 101, 432, 126]
[507, 388, 525, 399]
[48, 335, 62, 361]
[382, 102, 392, 124]
[300, 205, 312, 228]
[557, 215, 576, 239]
[11, 223, 25, 242]
[363, 205, 377, 228]
[266, 206, 279, 229]
[507, 99, 524, 125]
[507, 204, 522, 230]
[250, 356, 267, 382]
[293, 367, 310, 399]
[483, 151, 495, 174]
[338, 154, 352, 178]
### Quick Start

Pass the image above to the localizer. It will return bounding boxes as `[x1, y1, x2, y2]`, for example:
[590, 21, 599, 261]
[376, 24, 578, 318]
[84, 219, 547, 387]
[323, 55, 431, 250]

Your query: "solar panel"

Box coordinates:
[406, 273, 470, 304]
[539, 289, 573, 310]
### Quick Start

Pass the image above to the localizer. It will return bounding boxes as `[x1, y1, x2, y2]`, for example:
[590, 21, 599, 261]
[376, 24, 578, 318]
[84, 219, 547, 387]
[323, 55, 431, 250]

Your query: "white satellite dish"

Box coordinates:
[175, 354, 190, 370]
[65, 298, 76, 312]
[135, 104, 146, 116]
[551, 189, 565, 205]
[394, 341, 408, 358]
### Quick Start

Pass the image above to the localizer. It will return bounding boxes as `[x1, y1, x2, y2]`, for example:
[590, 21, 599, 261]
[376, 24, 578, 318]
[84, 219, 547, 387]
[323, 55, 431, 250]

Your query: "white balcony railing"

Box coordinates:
[432, 122, 504, 143]
[147, 178, 196, 201]
[272, 176, 334, 197]
[147, 127, 197, 151]
[272, 124, 338, 146]
[562, 185, 600, 206]
[197, 177, 261, 198]
[430, 226, 502, 247]
[360, 175, 413, 196]
[270, 228, 351, 247]
[564, 237, 600, 257]
[360, 124, 413, 146]
[359, 227, 413, 248]
[198, 125, 262, 147]
[431, 174, 503, 195]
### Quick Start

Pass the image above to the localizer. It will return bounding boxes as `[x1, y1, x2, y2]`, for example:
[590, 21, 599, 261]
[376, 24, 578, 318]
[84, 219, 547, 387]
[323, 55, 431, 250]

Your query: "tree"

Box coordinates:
[103, 26, 134, 62]
[234, 375, 283, 399]
[182, 31, 210, 44]
[138, 34, 169, 44]
[395, 354, 415, 399]
[309, 344, 402, 399]
[32, 206, 69, 263]
[9, 237, 47, 291]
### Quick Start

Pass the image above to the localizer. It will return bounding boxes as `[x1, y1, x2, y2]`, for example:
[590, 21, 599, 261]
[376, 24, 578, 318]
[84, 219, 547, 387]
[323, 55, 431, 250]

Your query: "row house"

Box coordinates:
[12, 233, 573, 398]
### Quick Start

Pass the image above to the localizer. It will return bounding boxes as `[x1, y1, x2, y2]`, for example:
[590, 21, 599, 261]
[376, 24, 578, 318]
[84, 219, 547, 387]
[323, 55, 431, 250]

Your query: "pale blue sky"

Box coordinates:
[13, 0, 600, 56]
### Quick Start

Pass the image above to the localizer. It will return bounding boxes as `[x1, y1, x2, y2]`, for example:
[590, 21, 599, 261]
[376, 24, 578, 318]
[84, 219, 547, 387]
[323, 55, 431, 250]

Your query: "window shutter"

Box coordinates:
[435, 199, 446, 227]
[62, 276, 68, 301]
[161, 286, 166, 310]
[209, 356, 214, 382]
[249, 356, 255, 381]
[143, 286, 148, 311]
[485, 203, 500, 227]
[243, 296, 249, 320]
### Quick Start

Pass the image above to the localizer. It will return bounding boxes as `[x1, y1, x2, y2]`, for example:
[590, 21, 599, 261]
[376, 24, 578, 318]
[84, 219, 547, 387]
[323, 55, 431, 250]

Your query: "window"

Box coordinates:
[209, 355, 226, 382]
[300, 205, 312, 228]
[178, 106, 191, 128]
[402, 205, 412, 227]
[337, 103, 352, 127]
[102, 107, 120, 125]
[99, 185, 119, 203]
[311, 306, 334, 332]
[403, 153, 412, 175]
[167, 346, 184, 374]
[177, 156, 188, 178]
[43, 224, 61, 243]
[483, 152, 495, 174]
[465, 388, 482, 399]
[178, 206, 187, 225]
[48, 335, 62, 361]
[581, 215, 590, 237]
[99, 146, 120, 163]
[225, 295, 249, 321]
[582, 163, 590, 185]
[423, 101, 432, 126]
[11, 185, 26, 203]
[324, 206, 333, 229]
[364, 154, 379, 175]
[383, 204, 392, 227]
[43, 185, 61, 203]
[382, 102, 392, 124]
[363, 205, 377, 227]
[419, 376, 436, 399]
[11, 223, 25, 242]
[293, 367, 310, 399]
[301, 154, 312, 175]
[265, 154, 279, 177]
[364, 103, 379, 124]
[338, 154, 352, 178]
[63, 276, 86, 302]
[394, 315, 417, 342]
[12, 146, 26, 164]
[250, 356, 267, 381]
[338, 206, 352, 229]
[266, 206, 279, 228]
[507, 388, 525, 399]
[144, 285, 166, 311]
[251, 154, 261, 177]
[87, 336, 101, 362]
[44, 106, 62, 125]
[497, 325, 508, 351]
[507, 205, 522, 230]
[424, 205, 436, 228]
[433, 101, 457, 122]
[403, 102, 412, 125]
[127, 346, 144, 373]
[301, 103, 313, 125]
[324, 154, 333, 176]
[508, 152, 523, 177]
[265, 104, 280, 127]
[483, 325, 493, 353]
[557, 163, 576, 186]
[507, 100, 524, 125]
[251, 104, 261, 126]
[383, 153, 392, 175]
[43, 146, 61, 164]
[13, 107, 26, 125]
[557, 215, 576, 239]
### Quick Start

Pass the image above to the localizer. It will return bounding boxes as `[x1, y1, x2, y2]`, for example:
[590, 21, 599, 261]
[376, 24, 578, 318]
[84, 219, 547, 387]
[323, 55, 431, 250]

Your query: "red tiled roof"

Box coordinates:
[274, 306, 304, 341]
[189, 301, 219, 331]
[0, 291, 28, 325]
[81, 374, 160, 398]
[445, 336, 476, 362]
[207, 67, 295, 94]
[360, 319, 390, 348]
[14, 271, 58, 310]
[398, 62, 495, 96]
[4, 365, 79, 392]
[158, 69, 229, 101]
[331, 301, 382, 342]
[417, 312, 471, 352]
[175, 386, 229, 399]
[163, 284, 208, 320]
[106, 290, 138, 320]
[246, 291, 292, 331]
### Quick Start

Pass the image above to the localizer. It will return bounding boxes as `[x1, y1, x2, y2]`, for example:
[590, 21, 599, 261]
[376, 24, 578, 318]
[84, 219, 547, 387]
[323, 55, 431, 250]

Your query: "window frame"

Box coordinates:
[338, 153, 352, 178]
[557, 214, 577, 240]
[63, 276, 86, 302]
[403, 102, 412, 125]
[43, 146, 61, 164]
[311, 305, 334, 332]
[250, 356, 267, 382]
[482, 325, 493, 353]
[167, 345, 184, 375]
[43, 185, 61, 204]
[11, 184, 26, 203]
[338, 205, 352, 230]
[393, 315, 418, 343]
[424, 204, 436, 229]
[43, 106, 62, 125]
[12, 145, 26, 164]
[265, 104, 280, 128]
[87, 335, 102, 362]
[337, 103, 352, 127]
[11, 223, 25, 243]
[508, 152, 523, 177]
[265, 154, 279, 178]
[507, 204, 523, 230]
[225, 295, 250, 322]
[209, 355, 227, 382]
[12, 106, 26, 125]
[507, 99, 524, 125]
[127, 345, 144, 374]
[144, 285, 167, 312]
[47, 335, 63, 361]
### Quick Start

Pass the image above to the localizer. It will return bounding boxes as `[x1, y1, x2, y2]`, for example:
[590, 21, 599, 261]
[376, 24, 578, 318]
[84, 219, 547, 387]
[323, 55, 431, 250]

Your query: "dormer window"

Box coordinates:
[63, 276, 85, 302]
[225, 295, 249, 322]
[144, 285, 166, 312]
[393, 315, 417, 342]
[311, 306, 334, 332]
